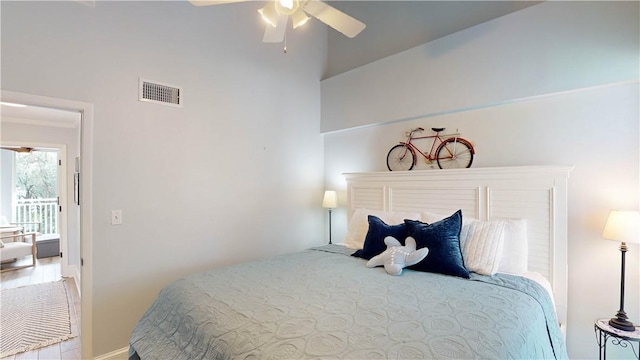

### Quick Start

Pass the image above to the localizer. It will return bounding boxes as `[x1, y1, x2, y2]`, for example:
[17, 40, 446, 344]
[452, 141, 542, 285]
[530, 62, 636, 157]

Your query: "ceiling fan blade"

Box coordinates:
[303, 1, 366, 38]
[263, 15, 288, 43]
[1, 146, 34, 153]
[188, 0, 247, 6]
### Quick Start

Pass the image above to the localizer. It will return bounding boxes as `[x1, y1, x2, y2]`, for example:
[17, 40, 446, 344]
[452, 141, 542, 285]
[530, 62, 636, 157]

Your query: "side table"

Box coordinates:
[594, 318, 640, 360]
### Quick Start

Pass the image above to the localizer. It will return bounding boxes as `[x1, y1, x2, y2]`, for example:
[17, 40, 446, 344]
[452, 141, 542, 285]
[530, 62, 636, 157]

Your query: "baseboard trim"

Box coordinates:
[69, 264, 81, 297]
[93, 347, 128, 360]
[61, 264, 80, 288]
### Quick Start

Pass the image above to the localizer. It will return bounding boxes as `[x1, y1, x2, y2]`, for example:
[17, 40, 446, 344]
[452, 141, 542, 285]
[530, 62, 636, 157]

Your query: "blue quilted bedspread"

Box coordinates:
[129, 245, 567, 359]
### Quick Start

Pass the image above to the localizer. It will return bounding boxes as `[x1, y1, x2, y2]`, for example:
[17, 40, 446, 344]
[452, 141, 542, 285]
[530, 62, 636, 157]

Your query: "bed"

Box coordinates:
[129, 166, 572, 360]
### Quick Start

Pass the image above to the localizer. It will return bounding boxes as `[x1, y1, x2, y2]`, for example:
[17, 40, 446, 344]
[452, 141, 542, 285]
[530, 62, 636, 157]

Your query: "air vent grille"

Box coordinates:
[139, 78, 182, 107]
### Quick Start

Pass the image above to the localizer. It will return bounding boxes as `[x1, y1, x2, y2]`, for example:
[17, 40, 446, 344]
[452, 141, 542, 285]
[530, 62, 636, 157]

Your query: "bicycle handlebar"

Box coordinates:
[406, 127, 424, 137]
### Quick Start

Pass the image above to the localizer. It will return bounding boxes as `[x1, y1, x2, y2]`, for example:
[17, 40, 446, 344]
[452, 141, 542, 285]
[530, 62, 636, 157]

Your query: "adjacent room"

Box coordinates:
[1, 1, 638, 359]
[0, 110, 82, 359]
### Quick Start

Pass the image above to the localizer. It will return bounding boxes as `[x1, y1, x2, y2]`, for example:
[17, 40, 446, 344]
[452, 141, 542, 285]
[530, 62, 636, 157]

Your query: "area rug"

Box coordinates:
[0, 280, 76, 357]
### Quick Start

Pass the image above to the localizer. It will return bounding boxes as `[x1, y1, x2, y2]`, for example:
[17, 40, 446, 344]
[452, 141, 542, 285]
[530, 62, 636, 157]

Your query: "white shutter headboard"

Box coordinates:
[344, 165, 573, 332]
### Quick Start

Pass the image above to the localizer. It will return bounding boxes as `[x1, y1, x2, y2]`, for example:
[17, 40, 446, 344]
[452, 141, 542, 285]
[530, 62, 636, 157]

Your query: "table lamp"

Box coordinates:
[602, 209, 640, 331]
[322, 190, 337, 244]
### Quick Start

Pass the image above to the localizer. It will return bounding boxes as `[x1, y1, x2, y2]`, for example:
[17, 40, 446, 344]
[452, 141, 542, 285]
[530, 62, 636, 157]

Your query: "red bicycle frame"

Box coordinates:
[397, 128, 474, 166]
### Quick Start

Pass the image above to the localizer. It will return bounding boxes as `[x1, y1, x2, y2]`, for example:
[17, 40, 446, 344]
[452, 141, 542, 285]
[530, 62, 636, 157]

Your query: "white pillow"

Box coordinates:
[497, 218, 528, 274]
[421, 211, 506, 276]
[459, 218, 506, 276]
[420, 211, 443, 224]
[342, 208, 420, 249]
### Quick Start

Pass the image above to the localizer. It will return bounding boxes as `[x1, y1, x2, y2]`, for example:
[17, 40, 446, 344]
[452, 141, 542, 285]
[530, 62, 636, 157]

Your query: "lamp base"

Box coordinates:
[609, 311, 636, 332]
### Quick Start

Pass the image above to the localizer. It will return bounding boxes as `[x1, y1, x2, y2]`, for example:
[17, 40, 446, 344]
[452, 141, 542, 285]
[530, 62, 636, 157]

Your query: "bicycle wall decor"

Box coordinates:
[386, 127, 475, 171]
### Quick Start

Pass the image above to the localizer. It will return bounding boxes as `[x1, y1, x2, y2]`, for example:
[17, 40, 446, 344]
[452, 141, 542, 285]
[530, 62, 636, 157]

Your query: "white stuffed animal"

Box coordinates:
[366, 236, 429, 276]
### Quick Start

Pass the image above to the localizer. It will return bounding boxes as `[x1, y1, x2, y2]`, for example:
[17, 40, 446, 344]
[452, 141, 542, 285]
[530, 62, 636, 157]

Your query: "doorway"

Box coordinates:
[1, 144, 74, 272]
[0, 90, 93, 359]
[1, 130, 76, 279]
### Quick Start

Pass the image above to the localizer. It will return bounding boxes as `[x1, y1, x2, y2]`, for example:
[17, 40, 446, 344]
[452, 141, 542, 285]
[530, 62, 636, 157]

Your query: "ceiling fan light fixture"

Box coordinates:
[275, 0, 298, 16]
[279, 0, 294, 10]
[192, 0, 366, 44]
[291, 8, 310, 29]
[258, 3, 279, 28]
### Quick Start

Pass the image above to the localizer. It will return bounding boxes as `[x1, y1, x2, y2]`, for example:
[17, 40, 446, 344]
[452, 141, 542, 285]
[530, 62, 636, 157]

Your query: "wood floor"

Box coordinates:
[0, 257, 81, 360]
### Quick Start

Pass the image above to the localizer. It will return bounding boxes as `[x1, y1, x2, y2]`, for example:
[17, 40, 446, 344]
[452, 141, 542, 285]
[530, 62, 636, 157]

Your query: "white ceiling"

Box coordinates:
[0, 1, 540, 123]
[324, 1, 541, 78]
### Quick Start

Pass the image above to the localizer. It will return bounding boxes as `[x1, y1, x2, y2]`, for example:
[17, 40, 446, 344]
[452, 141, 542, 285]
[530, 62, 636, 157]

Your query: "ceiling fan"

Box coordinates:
[1, 146, 34, 153]
[189, 0, 366, 43]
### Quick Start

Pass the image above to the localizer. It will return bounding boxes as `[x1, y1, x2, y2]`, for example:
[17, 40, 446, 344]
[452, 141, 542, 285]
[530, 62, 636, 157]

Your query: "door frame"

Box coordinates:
[1, 90, 94, 359]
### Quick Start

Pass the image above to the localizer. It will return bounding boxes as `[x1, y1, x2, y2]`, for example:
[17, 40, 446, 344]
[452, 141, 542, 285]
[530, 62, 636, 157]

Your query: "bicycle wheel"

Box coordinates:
[387, 144, 415, 171]
[436, 138, 474, 169]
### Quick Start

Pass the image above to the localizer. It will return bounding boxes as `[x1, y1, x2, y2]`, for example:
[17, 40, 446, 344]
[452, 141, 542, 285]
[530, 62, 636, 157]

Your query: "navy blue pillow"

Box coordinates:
[405, 210, 470, 279]
[352, 215, 409, 260]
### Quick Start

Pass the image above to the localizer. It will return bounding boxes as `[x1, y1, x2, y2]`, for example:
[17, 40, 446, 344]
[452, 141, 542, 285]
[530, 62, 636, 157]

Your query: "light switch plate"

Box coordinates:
[111, 209, 122, 225]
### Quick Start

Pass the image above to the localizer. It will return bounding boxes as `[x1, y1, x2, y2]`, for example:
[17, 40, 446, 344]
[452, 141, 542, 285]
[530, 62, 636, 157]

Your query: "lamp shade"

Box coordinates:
[322, 190, 338, 209]
[602, 210, 640, 244]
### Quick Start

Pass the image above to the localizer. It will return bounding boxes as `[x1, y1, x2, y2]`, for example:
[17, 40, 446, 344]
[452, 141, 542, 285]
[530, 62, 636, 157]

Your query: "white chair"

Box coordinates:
[0, 233, 37, 272]
[1, 215, 42, 234]
[0, 215, 22, 235]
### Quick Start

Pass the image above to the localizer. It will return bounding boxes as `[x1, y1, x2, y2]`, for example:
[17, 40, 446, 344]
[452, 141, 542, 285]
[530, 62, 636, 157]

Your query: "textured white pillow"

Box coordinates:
[342, 208, 420, 249]
[497, 219, 528, 274]
[459, 218, 506, 276]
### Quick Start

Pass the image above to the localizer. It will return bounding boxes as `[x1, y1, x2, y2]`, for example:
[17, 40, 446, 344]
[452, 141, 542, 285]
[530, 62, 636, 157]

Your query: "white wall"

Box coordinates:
[1, 1, 327, 356]
[322, 2, 639, 360]
[0, 150, 14, 218]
